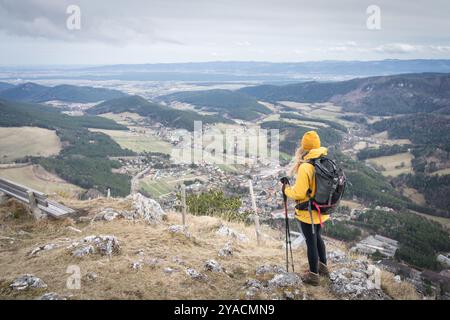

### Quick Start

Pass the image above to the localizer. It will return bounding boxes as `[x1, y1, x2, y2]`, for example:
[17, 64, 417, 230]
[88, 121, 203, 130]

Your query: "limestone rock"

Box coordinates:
[268, 273, 302, 288]
[100, 208, 120, 221]
[168, 225, 191, 237]
[204, 259, 222, 272]
[131, 260, 143, 270]
[69, 235, 120, 257]
[84, 272, 98, 281]
[255, 264, 286, 277]
[329, 263, 389, 300]
[10, 274, 47, 290]
[38, 292, 66, 300]
[130, 193, 167, 224]
[218, 242, 233, 257]
[29, 243, 58, 257]
[216, 224, 248, 242]
[186, 268, 208, 282]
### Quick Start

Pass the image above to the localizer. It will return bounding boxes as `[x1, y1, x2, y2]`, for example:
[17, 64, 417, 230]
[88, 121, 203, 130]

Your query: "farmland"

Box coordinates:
[0, 164, 83, 196]
[0, 127, 61, 163]
[88, 128, 172, 154]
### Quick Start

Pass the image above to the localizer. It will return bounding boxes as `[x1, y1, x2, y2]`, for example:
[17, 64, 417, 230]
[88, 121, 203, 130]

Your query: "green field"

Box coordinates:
[0, 127, 61, 163]
[89, 128, 172, 154]
[139, 174, 207, 198]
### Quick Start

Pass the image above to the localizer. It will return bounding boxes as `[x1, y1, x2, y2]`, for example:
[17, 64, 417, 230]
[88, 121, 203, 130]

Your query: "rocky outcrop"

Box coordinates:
[204, 259, 222, 272]
[216, 224, 248, 242]
[243, 264, 305, 300]
[130, 193, 166, 224]
[69, 235, 120, 258]
[218, 242, 233, 257]
[10, 274, 47, 291]
[327, 250, 389, 300]
[186, 268, 208, 282]
[38, 292, 66, 300]
[168, 225, 191, 237]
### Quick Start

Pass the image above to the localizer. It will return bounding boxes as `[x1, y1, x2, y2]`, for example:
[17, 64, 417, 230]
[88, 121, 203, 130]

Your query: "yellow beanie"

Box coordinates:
[301, 131, 321, 151]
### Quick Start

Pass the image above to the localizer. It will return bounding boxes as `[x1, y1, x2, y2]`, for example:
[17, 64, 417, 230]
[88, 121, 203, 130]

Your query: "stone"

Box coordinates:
[100, 208, 120, 221]
[186, 268, 208, 282]
[164, 267, 176, 274]
[85, 272, 98, 281]
[168, 225, 191, 237]
[29, 243, 58, 257]
[66, 226, 82, 233]
[327, 249, 349, 264]
[204, 259, 222, 272]
[69, 235, 120, 257]
[268, 273, 302, 288]
[131, 261, 143, 270]
[218, 242, 233, 257]
[216, 224, 248, 242]
[329, 265, 389, 300]
[10, 274, 47, 290]
[255, 264, 286, 276]
[72, 245, 95, 257]
[130, 193, 167, 224]
[38, 292, 66, 300]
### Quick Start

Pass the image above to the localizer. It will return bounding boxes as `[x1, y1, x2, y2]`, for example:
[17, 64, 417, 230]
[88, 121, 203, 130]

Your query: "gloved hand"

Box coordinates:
[280, 177, 290, 185]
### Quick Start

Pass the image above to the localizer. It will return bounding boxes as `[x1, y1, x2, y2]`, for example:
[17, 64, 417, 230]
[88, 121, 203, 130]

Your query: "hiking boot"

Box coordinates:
[302, 271, 320, 286]
[319, 262, 330, 277]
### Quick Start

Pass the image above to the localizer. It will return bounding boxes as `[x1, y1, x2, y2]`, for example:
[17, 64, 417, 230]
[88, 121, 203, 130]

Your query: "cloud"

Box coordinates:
[375, 43, 419, 54]
[0, 0, 182, 45]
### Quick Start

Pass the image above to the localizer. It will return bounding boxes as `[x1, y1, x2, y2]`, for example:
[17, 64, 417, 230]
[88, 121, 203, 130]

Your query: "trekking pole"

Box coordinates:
[280, 177, 295, 273]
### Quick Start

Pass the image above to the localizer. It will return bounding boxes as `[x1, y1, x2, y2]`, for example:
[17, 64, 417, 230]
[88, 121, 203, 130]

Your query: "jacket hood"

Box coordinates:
[304, 147, 328, 160]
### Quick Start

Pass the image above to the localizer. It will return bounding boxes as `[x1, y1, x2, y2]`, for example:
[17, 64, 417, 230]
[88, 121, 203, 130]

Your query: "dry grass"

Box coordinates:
[0, 165, 83, 196]
[0, 127, 61, 163]
[380, 271, 421, 300]
[0, 198, 347, 300]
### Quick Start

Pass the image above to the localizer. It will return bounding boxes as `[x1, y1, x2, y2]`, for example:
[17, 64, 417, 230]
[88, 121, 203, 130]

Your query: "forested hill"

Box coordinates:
[0, 82, 126, 103]
[88, 95, 234, 131]
[159, 89, 272, 121]
[239, 73, 450, 115]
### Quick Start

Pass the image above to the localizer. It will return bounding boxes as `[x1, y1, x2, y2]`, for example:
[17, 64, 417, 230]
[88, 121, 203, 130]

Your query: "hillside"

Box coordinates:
[88, 95, 233, 131]
[160, 89, 272, 121]
[0, 195, 420, 300]
[0, 99, 134, 196]
[0, 82, 126, 103]
[240, 73, 450, 115]
[0, 82, 15, 92]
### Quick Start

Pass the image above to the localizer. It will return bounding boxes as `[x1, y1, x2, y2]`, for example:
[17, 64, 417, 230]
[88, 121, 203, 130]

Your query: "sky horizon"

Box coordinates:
[1, 0, 450, 65]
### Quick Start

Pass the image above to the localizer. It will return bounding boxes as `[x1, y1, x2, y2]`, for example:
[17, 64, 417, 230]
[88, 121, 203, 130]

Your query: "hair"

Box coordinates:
[289, 145, 309, 176]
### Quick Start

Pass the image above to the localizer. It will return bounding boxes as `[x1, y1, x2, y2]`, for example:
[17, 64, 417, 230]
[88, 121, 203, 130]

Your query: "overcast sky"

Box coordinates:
[1, 0, 450, 65]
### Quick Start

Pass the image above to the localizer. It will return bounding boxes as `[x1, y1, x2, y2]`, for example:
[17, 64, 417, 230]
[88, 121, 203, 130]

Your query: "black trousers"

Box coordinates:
[300, 221, 327, 274]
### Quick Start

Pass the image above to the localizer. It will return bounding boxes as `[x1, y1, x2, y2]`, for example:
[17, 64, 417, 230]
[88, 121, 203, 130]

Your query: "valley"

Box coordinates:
[1, 71, 449, 288]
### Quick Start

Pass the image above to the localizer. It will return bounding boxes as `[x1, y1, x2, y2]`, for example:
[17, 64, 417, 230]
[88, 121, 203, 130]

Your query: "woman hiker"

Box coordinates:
[282, 130, 330, 286]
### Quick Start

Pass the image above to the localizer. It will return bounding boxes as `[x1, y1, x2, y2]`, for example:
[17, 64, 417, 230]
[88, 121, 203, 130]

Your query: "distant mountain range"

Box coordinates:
[2, 59, 450, 82]
[0, 82, 126, 103]
[87, 95, 233, 131]
[239, 73, 450, 115]
[160, 89, 271, 120]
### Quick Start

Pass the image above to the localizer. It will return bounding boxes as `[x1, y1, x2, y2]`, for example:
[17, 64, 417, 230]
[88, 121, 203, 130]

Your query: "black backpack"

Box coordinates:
[295, 156, 346, 230]
[309, 157, 346, 212]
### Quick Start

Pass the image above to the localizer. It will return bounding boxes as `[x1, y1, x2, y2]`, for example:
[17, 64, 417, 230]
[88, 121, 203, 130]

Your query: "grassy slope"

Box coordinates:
[0, 197, 418, 300]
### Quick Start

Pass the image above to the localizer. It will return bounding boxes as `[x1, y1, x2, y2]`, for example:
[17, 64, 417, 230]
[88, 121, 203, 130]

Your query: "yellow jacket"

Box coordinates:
[284, 147, 330, 225]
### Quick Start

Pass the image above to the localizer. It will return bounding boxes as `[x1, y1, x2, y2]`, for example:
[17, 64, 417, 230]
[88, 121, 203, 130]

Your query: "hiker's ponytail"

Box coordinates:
[289, 146, 308, 176]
